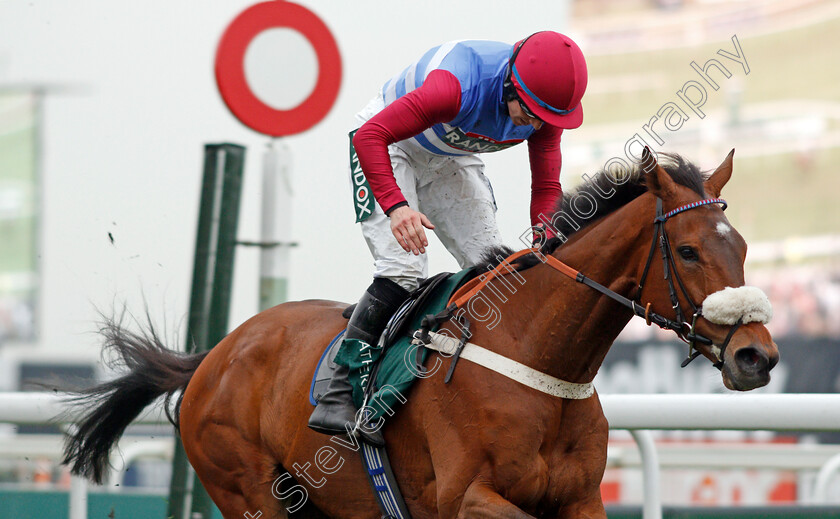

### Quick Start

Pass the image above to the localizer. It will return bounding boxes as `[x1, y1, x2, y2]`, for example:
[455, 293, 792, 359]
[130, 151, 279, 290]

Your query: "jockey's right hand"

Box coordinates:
[388, 205, 435, 255]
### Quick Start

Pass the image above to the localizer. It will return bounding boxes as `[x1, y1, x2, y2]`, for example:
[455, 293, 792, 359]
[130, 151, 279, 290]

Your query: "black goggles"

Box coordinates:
[517, 98, 541, 121]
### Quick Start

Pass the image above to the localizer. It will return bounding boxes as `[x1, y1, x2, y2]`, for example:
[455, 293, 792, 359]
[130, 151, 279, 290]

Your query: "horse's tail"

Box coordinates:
[62, 314, 208, 484]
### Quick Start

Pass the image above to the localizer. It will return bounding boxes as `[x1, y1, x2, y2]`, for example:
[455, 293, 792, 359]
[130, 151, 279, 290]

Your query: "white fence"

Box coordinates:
[3, 392, 840, 519]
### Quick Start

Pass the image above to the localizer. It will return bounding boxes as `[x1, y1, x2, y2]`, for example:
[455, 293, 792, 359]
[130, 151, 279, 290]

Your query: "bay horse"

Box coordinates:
[63, 149, 778, 518]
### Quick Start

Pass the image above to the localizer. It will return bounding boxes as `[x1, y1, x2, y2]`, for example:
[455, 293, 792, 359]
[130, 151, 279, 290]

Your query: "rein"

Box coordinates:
[419, 196, 738, 374]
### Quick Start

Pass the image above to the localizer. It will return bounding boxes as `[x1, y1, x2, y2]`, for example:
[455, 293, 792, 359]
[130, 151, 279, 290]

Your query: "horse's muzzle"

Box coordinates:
[722, 342, 779, 391]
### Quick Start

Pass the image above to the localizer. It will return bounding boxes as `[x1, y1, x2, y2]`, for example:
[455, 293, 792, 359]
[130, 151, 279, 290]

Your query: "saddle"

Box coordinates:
[310, 269, 472, 409]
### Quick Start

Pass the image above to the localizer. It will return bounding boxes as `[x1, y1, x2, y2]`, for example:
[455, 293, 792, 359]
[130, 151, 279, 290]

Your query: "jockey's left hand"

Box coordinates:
[533, 222, 548, 247]
[388, 205, 435, 255]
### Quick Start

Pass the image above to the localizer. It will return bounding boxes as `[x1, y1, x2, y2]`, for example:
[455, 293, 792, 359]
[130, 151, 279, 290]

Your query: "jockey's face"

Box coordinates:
[507, 99, 544, 130]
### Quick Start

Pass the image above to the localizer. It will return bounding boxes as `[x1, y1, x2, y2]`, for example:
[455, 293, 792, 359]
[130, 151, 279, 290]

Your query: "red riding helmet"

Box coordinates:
[506, 31, 588, 129]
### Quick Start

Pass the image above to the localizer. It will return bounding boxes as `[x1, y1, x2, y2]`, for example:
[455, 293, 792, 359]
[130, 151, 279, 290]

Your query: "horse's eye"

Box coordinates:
[678, 246, 699, 262]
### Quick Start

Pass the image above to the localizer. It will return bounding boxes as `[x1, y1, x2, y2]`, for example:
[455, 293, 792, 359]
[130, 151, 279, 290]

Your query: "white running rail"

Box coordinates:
[4, 392, 840, 519]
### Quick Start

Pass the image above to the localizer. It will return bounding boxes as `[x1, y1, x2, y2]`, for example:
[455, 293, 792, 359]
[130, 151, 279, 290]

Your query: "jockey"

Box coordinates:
[309, 31, 588, 445]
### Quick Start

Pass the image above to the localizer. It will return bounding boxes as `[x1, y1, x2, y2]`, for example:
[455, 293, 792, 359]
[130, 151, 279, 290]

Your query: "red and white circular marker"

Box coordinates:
[215, 1, 342, 137]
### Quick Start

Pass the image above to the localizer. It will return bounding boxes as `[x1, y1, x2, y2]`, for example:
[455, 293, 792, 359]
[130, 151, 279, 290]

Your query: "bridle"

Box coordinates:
[634, 197, 740, 370]
[428, 195, 742, 372]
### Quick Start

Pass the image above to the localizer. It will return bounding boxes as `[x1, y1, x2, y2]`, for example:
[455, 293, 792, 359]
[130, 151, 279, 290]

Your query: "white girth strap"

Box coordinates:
[422, 331, 595, 400]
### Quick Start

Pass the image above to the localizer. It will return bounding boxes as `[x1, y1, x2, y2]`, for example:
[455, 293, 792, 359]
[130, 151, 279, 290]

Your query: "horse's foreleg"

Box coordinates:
[453, 481, 536, 519]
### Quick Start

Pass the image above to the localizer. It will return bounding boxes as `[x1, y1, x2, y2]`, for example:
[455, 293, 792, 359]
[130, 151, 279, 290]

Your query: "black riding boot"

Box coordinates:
[308, 278, 409, 446]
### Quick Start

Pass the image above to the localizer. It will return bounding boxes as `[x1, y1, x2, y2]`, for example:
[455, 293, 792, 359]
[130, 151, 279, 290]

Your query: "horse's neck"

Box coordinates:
[514, 204, 651, 384]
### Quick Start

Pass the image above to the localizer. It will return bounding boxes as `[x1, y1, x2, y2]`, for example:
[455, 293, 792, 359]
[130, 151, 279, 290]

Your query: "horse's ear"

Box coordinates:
[705, 149, 735, 198]
[642, 147, 678, 199]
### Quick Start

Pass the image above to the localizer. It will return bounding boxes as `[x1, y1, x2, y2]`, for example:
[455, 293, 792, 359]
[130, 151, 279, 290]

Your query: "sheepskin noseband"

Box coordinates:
[701, 286, 773, 325]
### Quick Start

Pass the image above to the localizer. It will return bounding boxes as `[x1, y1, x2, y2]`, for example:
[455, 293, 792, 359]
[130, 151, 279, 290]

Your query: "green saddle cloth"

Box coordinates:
[334, 268, 474, 421]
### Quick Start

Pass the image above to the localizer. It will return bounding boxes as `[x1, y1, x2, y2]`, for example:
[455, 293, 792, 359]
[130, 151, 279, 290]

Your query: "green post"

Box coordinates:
[167, 143, 245, 519]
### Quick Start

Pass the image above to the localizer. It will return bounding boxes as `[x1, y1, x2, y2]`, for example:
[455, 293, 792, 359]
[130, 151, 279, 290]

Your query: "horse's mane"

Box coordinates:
[477, 153, 706, 271]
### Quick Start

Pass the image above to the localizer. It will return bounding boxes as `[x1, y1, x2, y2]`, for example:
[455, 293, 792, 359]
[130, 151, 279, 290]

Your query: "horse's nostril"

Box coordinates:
[735, 347, 766, 372]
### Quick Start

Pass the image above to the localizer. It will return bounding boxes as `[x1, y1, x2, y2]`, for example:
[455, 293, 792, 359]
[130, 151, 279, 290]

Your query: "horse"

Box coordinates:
[63, 149, 778, 518]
